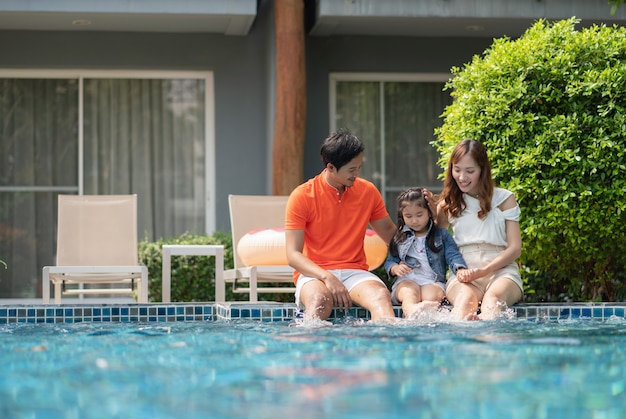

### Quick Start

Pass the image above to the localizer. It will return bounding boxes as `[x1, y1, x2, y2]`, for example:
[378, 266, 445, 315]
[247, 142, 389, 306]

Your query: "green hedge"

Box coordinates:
[433, 18, 626, 302]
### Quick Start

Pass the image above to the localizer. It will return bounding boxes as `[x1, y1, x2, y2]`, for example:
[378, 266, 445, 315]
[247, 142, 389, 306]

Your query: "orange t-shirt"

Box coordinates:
[285, 171, 389, 283]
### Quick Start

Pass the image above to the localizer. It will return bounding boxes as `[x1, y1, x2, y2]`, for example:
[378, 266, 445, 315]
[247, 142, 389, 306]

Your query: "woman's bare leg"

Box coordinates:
[446, 283, 481, 320]
[479, 277, 522, 320]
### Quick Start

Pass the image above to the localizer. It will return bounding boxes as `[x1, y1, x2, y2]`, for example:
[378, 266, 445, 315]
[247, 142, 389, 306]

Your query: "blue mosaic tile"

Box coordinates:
[0, 303, 625, 324]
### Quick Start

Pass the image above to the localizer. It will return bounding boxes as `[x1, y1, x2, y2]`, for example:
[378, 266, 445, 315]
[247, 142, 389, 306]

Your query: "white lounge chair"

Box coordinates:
[42, 194, 148, 304]
[220, 194, 295, 302]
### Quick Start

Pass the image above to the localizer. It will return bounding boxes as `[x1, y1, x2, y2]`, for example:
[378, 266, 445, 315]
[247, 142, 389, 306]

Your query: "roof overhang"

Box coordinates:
[0, 0, 625, 39]
[0, 0, 257, 35]
[309, 0, 626, 38]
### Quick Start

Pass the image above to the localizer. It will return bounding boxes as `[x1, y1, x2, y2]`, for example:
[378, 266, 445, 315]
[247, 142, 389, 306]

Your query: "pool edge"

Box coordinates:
[1, 302, 626, 323]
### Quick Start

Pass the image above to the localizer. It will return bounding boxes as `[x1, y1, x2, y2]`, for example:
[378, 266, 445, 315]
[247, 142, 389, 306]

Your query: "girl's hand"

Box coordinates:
[456, 268, 476, 283]
[393, 262, 413, 277]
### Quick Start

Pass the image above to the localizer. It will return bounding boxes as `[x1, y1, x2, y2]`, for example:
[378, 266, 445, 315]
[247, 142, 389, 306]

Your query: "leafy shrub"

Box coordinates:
[433, 18, 626, 301]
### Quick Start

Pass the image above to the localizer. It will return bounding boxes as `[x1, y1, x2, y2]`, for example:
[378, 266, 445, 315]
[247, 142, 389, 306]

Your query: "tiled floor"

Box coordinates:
[1, 302, 626, 324]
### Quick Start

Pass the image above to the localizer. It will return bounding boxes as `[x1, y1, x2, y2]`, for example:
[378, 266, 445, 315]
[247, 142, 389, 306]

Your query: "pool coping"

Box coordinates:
[1, 302, 625, 323]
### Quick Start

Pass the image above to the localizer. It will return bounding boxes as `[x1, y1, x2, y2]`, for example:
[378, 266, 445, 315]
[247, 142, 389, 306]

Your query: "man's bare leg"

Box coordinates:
[300, 280, 334, 321]
[350, 280, 396, 321]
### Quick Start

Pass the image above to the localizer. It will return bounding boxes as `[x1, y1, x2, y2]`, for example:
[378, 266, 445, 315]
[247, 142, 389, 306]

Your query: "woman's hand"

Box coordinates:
[423, 188, 439, 219]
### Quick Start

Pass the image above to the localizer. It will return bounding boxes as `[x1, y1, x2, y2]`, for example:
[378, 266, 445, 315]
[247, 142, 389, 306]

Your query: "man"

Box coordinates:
[285, 129, 397, 321]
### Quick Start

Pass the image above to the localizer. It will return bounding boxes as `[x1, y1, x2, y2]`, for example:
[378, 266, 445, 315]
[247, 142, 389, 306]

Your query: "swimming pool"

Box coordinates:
[2, 314, 626, 418]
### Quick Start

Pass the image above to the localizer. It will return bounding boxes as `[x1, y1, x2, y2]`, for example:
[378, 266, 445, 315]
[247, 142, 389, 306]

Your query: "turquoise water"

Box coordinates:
[2, 317, 626, 419]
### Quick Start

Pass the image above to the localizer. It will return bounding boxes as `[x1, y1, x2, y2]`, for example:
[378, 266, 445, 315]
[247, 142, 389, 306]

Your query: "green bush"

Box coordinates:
[138, 232, 231, 302]
[433, 18, 626, 302]
[138, 232, 294, 303]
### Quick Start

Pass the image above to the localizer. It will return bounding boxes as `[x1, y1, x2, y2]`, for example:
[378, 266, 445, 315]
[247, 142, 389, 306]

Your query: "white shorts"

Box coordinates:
[446, 243, 523, 298]
[294, 269, 386, 311]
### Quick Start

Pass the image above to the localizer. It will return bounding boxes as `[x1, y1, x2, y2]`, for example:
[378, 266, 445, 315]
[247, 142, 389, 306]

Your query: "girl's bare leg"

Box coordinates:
[395, 282, 440, 319]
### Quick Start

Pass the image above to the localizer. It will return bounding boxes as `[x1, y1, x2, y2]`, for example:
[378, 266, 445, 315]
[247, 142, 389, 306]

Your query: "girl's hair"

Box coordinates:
[440, 139, 494, 219]
[389, 187, 441, 257]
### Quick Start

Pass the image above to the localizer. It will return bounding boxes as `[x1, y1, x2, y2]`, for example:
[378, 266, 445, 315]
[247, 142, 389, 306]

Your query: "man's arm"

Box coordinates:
[285, 228, 352, 309]
[369, 215, 397, 245]
[285, 229, 328, 279]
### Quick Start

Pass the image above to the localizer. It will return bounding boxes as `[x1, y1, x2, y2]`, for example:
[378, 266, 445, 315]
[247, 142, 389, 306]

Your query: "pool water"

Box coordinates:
[2, 317, 626, 419]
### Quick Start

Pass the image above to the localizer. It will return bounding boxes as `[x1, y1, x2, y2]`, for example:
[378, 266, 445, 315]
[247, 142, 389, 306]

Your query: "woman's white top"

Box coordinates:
[449, 187, 520, 247]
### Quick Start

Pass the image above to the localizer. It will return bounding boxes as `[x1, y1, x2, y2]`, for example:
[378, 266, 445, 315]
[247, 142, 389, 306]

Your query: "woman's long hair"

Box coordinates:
[439, 139, 494, 219]
[389, 187, 441, 257]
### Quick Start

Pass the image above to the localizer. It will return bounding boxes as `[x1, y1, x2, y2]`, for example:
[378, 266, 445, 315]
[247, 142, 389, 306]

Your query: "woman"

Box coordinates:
[436, 139, 523, 320]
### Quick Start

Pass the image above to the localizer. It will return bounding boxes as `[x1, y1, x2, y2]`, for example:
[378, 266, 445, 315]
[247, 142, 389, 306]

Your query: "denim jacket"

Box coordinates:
[384, 222, 467, 284]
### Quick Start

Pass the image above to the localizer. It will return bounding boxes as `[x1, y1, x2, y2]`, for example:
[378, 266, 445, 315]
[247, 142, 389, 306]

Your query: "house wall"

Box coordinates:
[0, 1, 275, 233]
[303, 35, 493, 180]
[0, 22, 509, 233]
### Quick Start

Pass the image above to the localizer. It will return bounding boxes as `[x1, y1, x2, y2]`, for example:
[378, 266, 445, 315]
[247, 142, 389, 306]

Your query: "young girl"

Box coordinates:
[436, 139, 523, 320]
[384, 187, 468, 319]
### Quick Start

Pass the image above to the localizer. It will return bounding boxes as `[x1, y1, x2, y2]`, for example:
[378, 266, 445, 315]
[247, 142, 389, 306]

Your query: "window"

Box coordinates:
[0, 70, 214, 299]
[330, 73, 452, 216]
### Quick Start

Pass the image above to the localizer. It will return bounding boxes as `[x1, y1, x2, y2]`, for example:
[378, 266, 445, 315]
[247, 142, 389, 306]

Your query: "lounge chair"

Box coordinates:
[42, 194, 148, 304]
[220, 194, 295, 302]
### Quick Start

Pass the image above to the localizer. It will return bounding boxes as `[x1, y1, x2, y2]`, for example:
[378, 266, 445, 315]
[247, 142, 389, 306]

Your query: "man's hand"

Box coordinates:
[321, 273, 352, 309]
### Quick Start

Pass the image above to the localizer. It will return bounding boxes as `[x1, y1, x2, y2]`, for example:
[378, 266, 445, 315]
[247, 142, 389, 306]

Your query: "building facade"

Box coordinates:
[0, 0, 624, 298]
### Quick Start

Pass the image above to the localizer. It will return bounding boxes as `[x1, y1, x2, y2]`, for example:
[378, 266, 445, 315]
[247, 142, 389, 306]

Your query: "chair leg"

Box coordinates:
[250, 266, 258, 303]
[54, 282, 62, 304]
[42, 267, 51, 304]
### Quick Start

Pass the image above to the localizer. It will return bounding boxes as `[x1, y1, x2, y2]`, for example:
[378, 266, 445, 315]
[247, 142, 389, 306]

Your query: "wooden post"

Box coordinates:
[273, 0, 306, 195]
